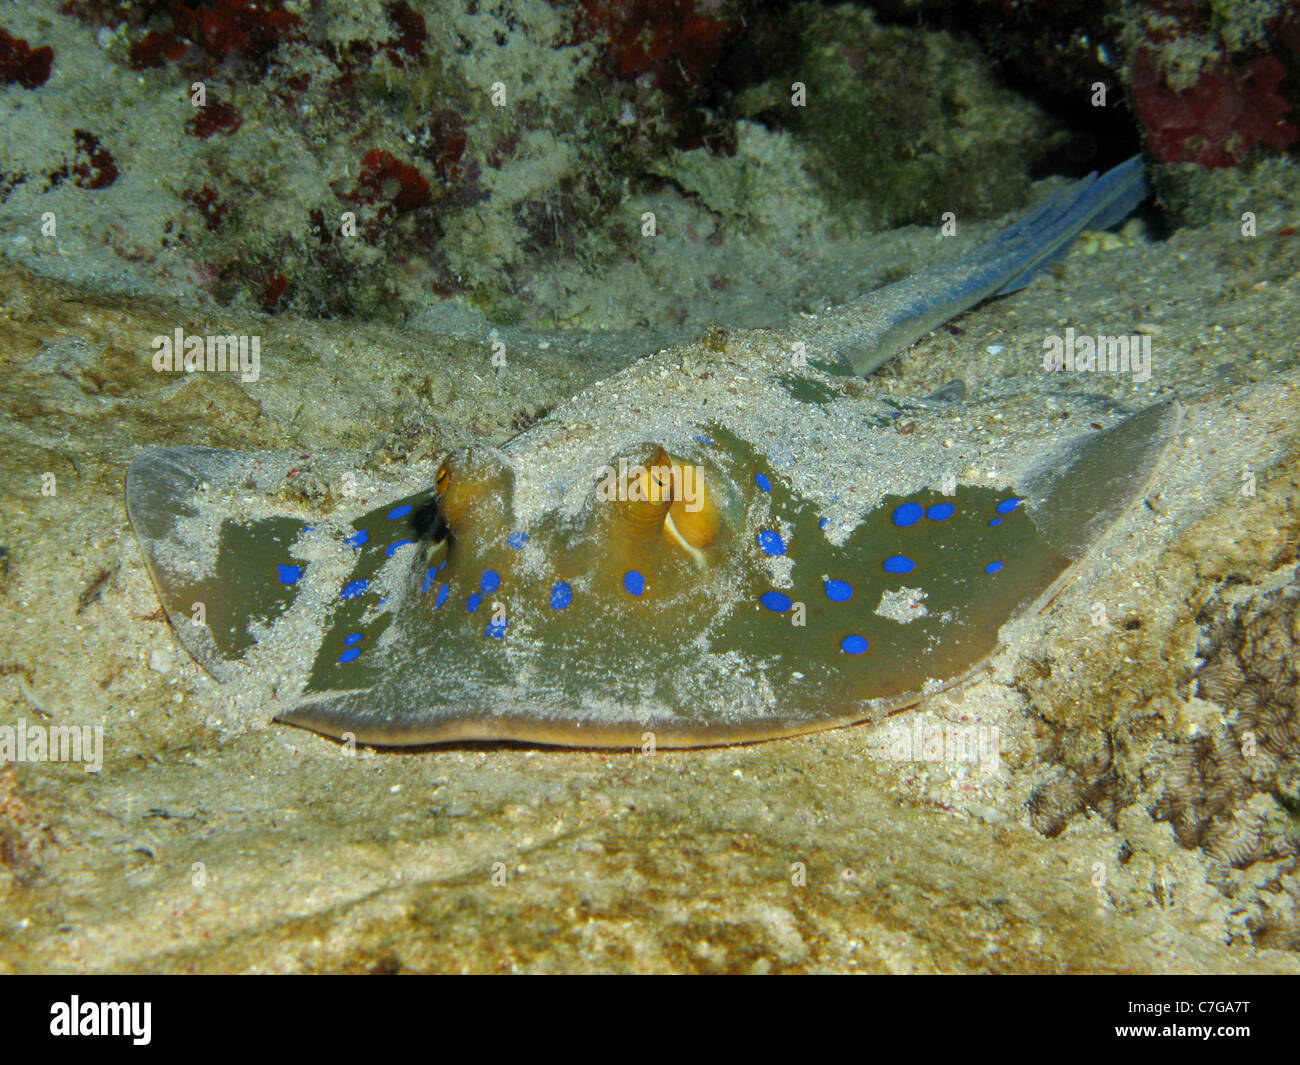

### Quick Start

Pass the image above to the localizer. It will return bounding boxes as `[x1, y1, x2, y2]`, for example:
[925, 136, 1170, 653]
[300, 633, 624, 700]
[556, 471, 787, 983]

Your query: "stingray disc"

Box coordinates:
[126, 403, 1180, 747]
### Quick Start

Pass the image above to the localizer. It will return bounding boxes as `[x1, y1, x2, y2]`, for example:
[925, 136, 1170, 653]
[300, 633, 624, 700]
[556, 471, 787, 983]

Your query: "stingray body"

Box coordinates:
[127, 154, 1166, 748]
[127, 400, 1180, 747]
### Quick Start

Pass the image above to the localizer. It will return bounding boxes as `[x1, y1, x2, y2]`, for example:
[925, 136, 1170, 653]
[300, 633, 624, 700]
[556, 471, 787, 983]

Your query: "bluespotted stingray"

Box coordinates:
[126, 400, 1181, 747]
[128, 154, 1165, 747]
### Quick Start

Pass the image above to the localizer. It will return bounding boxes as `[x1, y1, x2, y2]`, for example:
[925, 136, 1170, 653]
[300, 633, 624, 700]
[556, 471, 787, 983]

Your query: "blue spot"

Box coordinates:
[824, 579, 853, 602]
[276, 564, 303, 586]
[385, 538, 414, 558]
[755, 473, 772, 493]
[466, 592, 483, 613]
[927, 502, 955, 521]
[760, 590, 792, 613]
[480, 569, 501, 595]
[818, 517, 829, 530]
[387, 504, 413, 520]
[485, 617, 508, 639]
[695, 434, 715, 445]
[985, 560, 1004, 574]
[345, 529, 369, 549]
[996, 496, 1023, 515]
[340, 579, 369, 600]
[422, 567, 437, 593]
[841, 634, 869, 655]
[550, 581, 573, 610]
[883, 555, 915, 575]
[624, 570, 645, 597]
[892, 502, 923, 527]
[436, 558, 448, 573]
[343, 633, 363, 647]
[434, 584, 450, 610]
[338, 647, 362, 664]
[507, 531, 529, 549]
[756, 530, 786, 556]
[989, 517, 1003, 527]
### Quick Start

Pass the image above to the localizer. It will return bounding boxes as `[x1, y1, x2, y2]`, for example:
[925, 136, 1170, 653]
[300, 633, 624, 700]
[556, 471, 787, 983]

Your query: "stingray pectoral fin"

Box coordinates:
[1017, 400, 1182, 563]
[278, 688, 500, 747]
[127, 445, 443, 686]
[126, 447, 315, 679]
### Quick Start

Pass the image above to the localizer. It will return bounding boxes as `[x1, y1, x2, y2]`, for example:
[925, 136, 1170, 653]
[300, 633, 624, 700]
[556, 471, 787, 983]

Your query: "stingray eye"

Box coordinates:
[435, 466, 451, 493]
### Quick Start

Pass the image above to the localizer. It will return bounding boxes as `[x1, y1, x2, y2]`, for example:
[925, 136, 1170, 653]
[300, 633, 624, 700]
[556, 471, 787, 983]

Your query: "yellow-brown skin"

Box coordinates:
[565, 445, 723, 583]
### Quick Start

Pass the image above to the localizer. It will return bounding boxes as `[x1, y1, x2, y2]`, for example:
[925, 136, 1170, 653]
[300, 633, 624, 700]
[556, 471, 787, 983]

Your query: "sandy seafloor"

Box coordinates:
[2, 198, 1300, 973]
[2, 8, 1300, 974]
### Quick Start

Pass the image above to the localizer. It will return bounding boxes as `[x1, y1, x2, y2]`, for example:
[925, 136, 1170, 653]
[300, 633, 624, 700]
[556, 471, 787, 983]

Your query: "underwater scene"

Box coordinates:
[1, 0, 1299, 980]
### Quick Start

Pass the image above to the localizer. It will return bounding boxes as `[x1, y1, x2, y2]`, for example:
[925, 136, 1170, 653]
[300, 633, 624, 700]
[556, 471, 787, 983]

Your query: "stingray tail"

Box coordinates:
[832, 154, 1149, 376]
[989, 154, 1148, 296]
